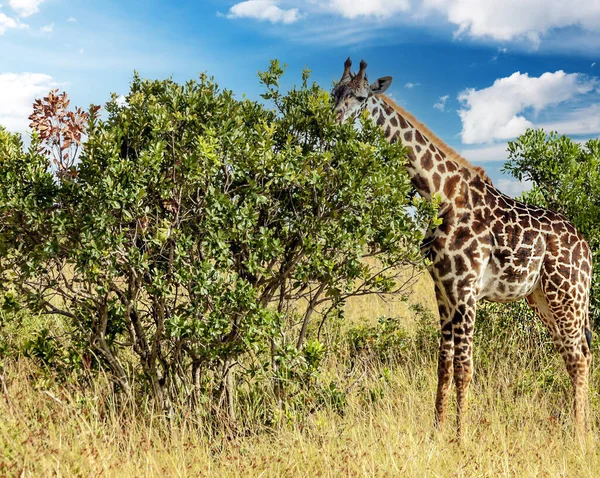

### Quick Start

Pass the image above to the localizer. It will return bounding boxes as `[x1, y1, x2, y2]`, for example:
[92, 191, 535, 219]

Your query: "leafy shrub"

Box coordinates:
[411, 303, 439, 359]
[473, 300, 562, 396]
[475, 300, 553, 358]
[347, 316, 411, 365]
[0, 62, 437, 417]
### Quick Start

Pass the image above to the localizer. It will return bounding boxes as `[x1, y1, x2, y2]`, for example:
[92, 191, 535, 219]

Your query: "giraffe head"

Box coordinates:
[331, 58, 393, 122]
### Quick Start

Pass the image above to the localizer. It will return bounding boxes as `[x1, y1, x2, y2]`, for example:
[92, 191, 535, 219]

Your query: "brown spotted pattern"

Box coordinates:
[332, 60, 594, 437]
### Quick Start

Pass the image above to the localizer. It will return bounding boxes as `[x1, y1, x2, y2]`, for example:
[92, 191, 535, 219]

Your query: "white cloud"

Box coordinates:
[460, 143, 510, 163]
[219, 1, 600, 51]
[9, 0, 46, 17]
[227, 0, 301, 24]
[491, 46, 508, 61]
[421, 0, 600, 45]
[67, 17, 77, 23]
[0, 11, 27, 34]
[115, 95, 128, 108]
[496, 178, 533, 198]
[538, 104, 600, 136]
[326, 0, 410, 19]
[433, 94, 449, 111]
[458, 71, 597, 144]
[404, 82, 420, 88]
[0, 72, 58, 133]
[39, 22, 52, 33]
[79, 48, 84, 55]
[593, 62, 597, 67]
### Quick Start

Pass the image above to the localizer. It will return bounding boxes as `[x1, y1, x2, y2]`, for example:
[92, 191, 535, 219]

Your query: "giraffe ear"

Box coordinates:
[370, 76, 392, 95]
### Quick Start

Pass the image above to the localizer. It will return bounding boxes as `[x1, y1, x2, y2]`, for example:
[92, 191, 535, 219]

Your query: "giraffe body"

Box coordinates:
[332, 58, 593, 436]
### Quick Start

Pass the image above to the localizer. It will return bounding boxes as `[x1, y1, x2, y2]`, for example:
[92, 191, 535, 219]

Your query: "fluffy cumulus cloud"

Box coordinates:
[0, 0, 44, 34]
[227, 0, 301, 24]
[421, 0, 600, 44]
[0, 73, 58, 133]
[0, 10, 27, 34]
[326, 0, 410, 19]
[8, 0, 46, 17]
[458, 71, 597, 144]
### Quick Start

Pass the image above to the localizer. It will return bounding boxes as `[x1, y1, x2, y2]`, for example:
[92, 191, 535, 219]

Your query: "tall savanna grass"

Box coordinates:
[2, 292, 600, 477]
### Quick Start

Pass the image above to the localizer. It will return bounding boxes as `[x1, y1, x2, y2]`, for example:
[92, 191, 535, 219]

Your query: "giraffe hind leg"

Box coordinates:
[434, 334, 454, 429]
[434, 283, 477, 439]
[526, 287, 591, 433]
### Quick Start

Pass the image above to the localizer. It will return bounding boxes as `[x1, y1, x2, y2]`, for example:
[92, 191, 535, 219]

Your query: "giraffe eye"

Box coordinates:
[356, 95, 367, 102]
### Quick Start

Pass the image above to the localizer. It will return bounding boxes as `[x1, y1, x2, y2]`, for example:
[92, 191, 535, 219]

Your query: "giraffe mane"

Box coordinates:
[378, 94, 493, 185]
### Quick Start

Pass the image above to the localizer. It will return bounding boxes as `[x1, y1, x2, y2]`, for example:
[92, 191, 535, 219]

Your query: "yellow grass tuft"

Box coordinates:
[2, 330, 600, 476]
[343, 267, 438, 328]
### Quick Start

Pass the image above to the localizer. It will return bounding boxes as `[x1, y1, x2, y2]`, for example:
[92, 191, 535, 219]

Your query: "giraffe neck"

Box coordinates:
[366, 95, 481, 207]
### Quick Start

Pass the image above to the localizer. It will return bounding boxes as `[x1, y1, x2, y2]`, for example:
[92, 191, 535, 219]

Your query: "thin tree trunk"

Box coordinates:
[191, 360, 203, 411]
[297, 283, 326, 350]
[219, 360, 236, 424]
[225, 363, 235, 423]
[95, 300, 131, 395]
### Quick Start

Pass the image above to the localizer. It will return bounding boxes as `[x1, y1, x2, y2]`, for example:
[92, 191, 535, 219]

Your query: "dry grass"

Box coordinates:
[343, 267, 438, 328]
[2, 272, 600, 477]
[2, 342, 600, 476]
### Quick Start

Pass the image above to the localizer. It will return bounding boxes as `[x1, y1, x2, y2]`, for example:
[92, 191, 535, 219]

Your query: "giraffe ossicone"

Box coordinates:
[332, 58, 593, 437]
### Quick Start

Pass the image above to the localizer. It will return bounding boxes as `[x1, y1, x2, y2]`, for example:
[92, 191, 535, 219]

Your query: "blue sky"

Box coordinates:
[1, 0, 599, 196]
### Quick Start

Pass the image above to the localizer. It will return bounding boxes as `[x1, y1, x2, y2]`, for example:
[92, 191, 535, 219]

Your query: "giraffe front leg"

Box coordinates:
[453, 301, 476, 440]
[434, 294, 454, 429]
[434, 325, 454, 429]
[454, 348, 473, 439]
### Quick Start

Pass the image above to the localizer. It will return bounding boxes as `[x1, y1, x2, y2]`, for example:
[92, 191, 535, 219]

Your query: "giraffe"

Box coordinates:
[331, 58, 593, 437]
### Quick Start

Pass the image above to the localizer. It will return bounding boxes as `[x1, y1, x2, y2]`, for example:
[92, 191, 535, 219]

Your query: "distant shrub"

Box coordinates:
[347, 316, 411, 365]
[475, 300, 553, 360]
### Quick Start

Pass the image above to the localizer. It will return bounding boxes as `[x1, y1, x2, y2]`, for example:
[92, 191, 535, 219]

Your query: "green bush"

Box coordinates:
[347, 316, 411, 364]
[0, 62, 437, 416]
